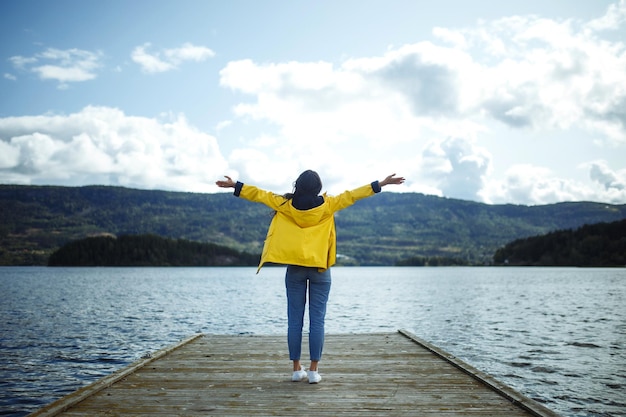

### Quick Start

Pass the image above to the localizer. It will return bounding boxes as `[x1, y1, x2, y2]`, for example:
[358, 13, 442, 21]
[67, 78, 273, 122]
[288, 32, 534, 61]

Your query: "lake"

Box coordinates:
[0, 266, 624, 417]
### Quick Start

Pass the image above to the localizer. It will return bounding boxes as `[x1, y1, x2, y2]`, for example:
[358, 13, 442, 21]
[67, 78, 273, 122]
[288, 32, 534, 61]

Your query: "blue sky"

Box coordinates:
[1, 0, 625, 205]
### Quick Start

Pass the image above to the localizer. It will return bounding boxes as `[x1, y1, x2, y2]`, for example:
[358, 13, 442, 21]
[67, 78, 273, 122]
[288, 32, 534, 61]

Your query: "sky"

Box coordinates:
[1, 0, 625, 205]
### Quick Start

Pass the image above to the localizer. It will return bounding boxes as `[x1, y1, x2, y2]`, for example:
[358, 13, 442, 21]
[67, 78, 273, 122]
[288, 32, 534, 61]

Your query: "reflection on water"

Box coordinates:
[0, 266, 624, 417]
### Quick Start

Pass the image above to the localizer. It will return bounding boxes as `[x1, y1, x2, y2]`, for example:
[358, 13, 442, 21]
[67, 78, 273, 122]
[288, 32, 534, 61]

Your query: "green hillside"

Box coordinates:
[1, 184, 625, 266]
[494, 219, 626, 266]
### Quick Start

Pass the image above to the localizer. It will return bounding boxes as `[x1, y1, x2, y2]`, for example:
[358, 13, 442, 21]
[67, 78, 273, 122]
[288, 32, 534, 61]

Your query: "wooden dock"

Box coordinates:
[29, 330, 560, 416]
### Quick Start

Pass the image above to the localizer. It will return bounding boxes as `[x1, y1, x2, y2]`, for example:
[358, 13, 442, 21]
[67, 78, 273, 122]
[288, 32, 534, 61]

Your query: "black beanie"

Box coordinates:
[294, 170, 322, 196]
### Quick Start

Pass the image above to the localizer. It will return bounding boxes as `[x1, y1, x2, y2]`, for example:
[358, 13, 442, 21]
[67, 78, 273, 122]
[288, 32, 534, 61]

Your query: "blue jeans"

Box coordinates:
[285, 265, 331, 362]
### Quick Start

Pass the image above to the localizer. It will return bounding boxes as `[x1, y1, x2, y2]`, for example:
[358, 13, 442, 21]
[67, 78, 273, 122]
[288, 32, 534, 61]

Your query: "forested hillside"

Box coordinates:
[48, 234, 259, 267]
[493, 219, 626, 266]
[2, 184, 626, 266]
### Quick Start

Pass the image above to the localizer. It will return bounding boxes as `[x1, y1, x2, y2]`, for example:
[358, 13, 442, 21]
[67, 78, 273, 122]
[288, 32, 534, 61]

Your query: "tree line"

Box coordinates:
[48, 234, 260, 267]
[493, 219, 626, 267]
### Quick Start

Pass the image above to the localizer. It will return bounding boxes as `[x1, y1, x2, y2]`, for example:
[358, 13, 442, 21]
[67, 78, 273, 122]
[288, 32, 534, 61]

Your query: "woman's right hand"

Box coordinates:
[216, 176, 236, 188]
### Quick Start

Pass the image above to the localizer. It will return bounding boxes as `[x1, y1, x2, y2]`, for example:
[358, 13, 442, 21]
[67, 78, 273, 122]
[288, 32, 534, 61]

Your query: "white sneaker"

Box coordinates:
[291, 367, 307, 382]
[308, 370, 322, 384]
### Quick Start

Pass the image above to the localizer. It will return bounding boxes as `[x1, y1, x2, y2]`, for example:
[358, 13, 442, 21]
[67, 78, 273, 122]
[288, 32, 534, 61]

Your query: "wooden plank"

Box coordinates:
[28, 334, 203, 417]
[398, 330, 560, 417]
[29, 331, 561, 417]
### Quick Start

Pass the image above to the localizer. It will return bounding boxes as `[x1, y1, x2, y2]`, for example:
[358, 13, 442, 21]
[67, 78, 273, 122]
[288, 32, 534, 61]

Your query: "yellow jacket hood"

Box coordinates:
[235, 181, 380, 272]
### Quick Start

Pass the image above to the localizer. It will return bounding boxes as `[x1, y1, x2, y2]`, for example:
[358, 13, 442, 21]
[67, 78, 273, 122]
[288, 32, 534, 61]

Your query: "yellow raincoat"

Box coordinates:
[236, 182, 381, 272]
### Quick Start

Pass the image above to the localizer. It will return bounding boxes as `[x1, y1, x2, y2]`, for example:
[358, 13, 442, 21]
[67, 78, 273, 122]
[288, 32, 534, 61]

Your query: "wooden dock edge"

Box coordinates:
[27, 333, 204, 417]
[398, 329, 561, 417]
[28, 331, 561, 417]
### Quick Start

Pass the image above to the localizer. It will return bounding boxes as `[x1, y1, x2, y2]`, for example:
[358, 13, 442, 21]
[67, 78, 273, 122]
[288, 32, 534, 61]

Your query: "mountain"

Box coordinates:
[1, 184, 626, 266]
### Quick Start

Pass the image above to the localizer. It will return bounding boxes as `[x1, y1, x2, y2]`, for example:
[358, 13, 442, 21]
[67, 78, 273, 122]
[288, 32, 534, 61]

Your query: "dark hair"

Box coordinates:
[283, 170, 322, 202]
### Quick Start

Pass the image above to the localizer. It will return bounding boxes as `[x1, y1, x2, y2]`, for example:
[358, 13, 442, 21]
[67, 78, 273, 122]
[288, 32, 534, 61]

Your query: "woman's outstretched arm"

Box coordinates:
[217, 174, 405, 189]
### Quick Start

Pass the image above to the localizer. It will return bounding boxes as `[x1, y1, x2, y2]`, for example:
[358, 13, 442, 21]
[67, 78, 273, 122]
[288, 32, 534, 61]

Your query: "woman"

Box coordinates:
[216, 170, 405, 383]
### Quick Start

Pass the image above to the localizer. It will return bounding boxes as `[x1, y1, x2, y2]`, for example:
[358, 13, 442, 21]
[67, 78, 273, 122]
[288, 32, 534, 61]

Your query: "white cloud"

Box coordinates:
[131, 42, 215, 73]
[165, 42, 215, 62]
[463, 12, 626, 142]
[8, 56, 37, 68]
[418, 137, 492, 201]
[9, 48, 103, 87]
[586, 0, 626, 31]
[9, 132, 57, 174]
[0, 137, 22, 170]
[131, 44, 174, 73]
[479, 162, 626, 205]
[432, 27, 468, 49]
[480, 165, 584, 205]
[4, 73, 17, 81]
[588, 160, 626, 191]
[220, 12, 626, 143]
[585, 160, 626, 202]
[216, 2, 626, 204]
[229, 147, 300, 189]
[0, 106, 228, 192]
